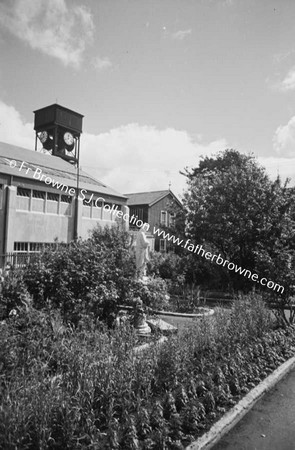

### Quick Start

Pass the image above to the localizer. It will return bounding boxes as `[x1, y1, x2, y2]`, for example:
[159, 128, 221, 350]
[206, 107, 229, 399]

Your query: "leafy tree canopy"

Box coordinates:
[182, 149, 295, 294]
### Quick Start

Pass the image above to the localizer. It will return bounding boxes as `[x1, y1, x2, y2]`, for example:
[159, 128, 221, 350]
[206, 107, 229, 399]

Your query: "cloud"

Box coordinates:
[92, 56, 112, 72]
[270, 49, 295, 91]
[0, 0, 94, 68]
[81, 124, 227, 197]
[273, 116, 295, 157]
[278, 66, 295, 91]
[0, 101, 34, 149]
[0, 99, 228, 197]
[171, 29, 192, 41]
[78, 127, 295, 193]
[258, 156, 295, 184]
[273, 49, 295, 65]
[1, 99, 294, 193]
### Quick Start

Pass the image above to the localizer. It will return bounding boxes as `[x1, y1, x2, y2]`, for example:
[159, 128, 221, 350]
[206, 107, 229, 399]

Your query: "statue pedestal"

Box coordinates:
[133, 299, 151, 336]
[146, 318, 178, 335]
[135, 321, 152, 336]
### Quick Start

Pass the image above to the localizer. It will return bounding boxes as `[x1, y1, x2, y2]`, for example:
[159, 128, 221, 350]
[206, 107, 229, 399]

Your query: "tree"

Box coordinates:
[158, 201, 210, 286]
[182, 149, 295, 294]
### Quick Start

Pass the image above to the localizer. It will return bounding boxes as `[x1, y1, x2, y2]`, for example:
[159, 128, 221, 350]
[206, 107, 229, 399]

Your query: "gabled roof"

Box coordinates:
[0, 141, 126, 201]
[125, 190, 182, 207]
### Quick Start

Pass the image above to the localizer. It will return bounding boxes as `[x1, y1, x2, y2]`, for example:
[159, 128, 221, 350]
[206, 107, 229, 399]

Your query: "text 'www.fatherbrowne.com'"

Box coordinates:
[153, 226, 284, 294]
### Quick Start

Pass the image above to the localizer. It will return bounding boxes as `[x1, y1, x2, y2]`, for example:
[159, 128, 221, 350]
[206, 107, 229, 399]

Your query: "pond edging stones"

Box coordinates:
[154, 307, 214, 319]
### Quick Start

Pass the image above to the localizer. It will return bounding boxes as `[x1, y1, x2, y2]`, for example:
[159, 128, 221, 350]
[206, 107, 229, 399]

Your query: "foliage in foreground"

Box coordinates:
[1, 296, 295, 449]
[21, 226, 135, 326]
[0, 226, 171, 324]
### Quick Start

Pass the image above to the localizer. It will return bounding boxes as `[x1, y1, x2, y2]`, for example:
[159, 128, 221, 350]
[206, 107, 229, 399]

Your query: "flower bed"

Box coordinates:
[1, 296, 295, 449]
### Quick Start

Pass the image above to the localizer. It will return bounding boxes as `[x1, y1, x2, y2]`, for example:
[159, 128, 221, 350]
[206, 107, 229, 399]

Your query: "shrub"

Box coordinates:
[0, 300, 60, 380]
[147, 252, 190, 308]
[0, 271, 30, 319]
[22, 226, 136, 325]
[147, 252, 186, 281]
[128, 277, 171, 311]
[146, 252, 217, 310]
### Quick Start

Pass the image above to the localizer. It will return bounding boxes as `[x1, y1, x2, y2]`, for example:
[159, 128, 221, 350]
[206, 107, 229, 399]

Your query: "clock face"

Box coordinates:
[63, 132, 74, 146]
[38, 131, 48, 144]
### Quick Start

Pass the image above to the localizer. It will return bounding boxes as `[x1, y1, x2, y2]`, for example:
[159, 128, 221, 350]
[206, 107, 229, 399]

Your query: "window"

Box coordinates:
[16, 187, 30, 211]
[61, 195, 72, 204]
[83, 197, 92, 206]
[92, 198, 102, 219]
[160, 239, 167, 252]
[47, 193, 59, 202]
[17, 187, 30, 197]
[14, 242, 29, 252]
[14, 242, 53, 253]
[104, 202, 112, 209]
[47, 192, 59, 214]
[103, 202, 112, 221]
[132, 208, 144, 221]
[82, 197, 92, 218]
[12, 242, 59, 267]
[32, 190, 46, 199]
[29, 243, 43, 252]
[130, 207, 144, 228]
[60, 195, 72, 216]
[160, 211, 167, 225]
[32, 189, 45, 213]
[169, 213, 176, 227]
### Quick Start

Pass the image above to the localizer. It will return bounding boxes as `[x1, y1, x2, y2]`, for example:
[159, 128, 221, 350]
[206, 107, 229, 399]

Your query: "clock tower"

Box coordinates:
[34, 104, 84, 166]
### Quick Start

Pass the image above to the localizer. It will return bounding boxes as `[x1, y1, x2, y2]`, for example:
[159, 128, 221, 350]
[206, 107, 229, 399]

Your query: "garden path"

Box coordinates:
[212, 366, 295, 450]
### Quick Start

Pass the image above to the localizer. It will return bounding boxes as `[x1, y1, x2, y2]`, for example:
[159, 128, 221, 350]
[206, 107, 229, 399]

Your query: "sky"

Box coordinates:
[1, 0, 295, 198]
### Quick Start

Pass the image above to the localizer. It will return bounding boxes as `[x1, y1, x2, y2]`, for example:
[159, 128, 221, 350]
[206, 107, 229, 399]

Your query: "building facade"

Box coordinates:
[125, 190, 182, 252]
[0, 141, 128, 262]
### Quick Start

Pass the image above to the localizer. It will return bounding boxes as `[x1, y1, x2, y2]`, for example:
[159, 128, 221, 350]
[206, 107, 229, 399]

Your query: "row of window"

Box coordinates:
[82, 198, 121, 210]
[16, 187, 72, 215]
[13, 239, 168, 255]
[14, 242, 58, 253]
[13, 241, 168, 256]
[11, 186, 123, 220]
[17, 187, 72, 203]
[82, 198, 122, 220]
[128, 209, 175, 229]
[83, 198, 102, 207]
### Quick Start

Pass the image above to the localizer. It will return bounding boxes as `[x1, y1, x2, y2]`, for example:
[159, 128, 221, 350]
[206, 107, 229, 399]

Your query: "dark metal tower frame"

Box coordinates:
[33, 104, 84, 241]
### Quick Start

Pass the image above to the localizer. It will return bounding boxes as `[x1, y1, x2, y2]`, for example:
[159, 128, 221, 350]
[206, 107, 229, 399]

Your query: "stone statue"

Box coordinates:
[132, 298, 151, 336]
[114, 310, 128, 328]
[135, 224, 150, 279]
